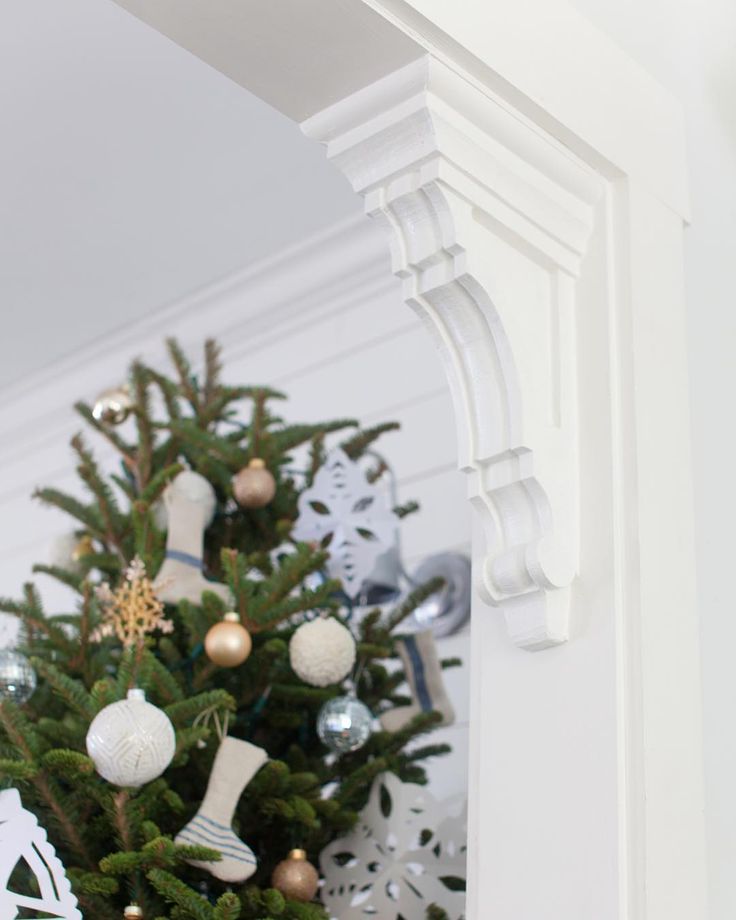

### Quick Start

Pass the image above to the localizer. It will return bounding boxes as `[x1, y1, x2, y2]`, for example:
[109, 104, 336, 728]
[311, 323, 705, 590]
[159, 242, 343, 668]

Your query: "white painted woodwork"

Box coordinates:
[304, 55, 597, 653]
[30, 1, 712, 917]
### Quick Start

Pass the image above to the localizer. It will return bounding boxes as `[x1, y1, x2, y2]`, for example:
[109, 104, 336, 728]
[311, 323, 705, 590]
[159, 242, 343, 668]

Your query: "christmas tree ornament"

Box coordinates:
[92, 557, 173, 647]
[320, 773, 467, 920]
[155, 470, 232, 607]
[232, 458, 276, 508]
[0, 787, 82, 920]
[175, 736, 267, 883]
[123, 905, 143, 919]
[409, 553, 471, 638]
[92, 383, 133, 425]
[205, 612, 252, 667]
[50, 532, 95, 576]
[271, 849, 319, 902]
[317, 695, 373, 754]
[289, 617, 356, 687]
[293, 447, 396, 598]
[86, 688, 175, 787]
[0, 649, 37, 704]
[379, 630, 454, 733]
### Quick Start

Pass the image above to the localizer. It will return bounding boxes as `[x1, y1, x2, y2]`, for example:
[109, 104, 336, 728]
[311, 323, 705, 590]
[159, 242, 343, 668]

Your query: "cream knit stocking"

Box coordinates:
[155, 470, 231, 607]
[380, 630, 454, 732]
[175, 736, 267, 883]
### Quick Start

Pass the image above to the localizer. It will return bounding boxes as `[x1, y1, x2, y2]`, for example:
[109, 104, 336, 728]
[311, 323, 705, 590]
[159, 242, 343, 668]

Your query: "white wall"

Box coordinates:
[0, 0, 359, 389]
[0, 215, 471, 802]
[568, 1, 736, 916]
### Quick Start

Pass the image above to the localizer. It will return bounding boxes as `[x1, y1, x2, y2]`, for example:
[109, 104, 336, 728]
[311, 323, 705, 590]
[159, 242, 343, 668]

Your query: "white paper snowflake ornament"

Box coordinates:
[293, 448, 397, 599]
[320, 772, 467, 920]
[0, 787, 82, 920]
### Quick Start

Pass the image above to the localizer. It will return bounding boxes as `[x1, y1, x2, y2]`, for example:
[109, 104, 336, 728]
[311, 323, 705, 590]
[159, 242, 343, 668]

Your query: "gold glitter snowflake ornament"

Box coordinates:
[92, 557, 173, 648]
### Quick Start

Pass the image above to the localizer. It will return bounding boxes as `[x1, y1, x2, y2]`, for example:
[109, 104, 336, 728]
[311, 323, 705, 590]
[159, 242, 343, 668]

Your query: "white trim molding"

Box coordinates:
[305, 57, 600, 651]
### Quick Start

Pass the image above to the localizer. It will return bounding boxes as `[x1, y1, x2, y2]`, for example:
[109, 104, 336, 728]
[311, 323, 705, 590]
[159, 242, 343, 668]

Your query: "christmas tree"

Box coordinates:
[0, 339, 460, 920]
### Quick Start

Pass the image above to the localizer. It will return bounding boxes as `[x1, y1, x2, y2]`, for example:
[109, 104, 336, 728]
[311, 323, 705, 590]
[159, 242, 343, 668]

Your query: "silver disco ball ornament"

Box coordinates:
[317, 695, 373, 754]
[0, 650, 37, 704]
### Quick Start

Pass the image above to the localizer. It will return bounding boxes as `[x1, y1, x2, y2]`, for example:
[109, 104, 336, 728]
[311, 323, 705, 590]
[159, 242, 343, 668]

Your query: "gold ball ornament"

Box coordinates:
[92, 384, 133, 425]
[71, 534, 95, 563]
[271, 849, 320, 902]
[124, 905, 143, 920]
[233, 458, 276, 508]
[204, 612, 252, 667]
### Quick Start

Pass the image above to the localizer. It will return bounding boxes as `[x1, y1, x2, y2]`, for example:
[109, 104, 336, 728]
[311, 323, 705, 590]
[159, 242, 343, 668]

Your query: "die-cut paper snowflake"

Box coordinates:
[0, 787, 82, 920]
[293, 448, 396, 598]
[320, 772, 467, 919]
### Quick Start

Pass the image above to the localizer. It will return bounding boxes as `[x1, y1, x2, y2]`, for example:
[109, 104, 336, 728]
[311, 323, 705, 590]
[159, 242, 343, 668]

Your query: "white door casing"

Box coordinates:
[109, 1, 708, 917]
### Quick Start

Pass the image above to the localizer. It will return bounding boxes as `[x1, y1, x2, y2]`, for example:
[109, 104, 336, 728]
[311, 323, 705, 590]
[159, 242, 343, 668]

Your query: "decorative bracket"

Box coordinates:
[304, 56, 602, 650]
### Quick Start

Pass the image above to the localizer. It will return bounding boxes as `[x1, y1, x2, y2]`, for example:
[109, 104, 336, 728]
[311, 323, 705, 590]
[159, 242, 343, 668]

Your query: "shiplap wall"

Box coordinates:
[0, 214, 470, 800]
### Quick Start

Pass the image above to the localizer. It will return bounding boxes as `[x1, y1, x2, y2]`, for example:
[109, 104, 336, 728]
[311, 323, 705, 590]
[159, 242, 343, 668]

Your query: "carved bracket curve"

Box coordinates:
[303, 56, 601, 650]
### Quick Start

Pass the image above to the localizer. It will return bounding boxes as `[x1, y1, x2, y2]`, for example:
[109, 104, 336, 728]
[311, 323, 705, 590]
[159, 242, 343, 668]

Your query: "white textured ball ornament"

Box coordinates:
[86, 688, 175, 787]
[289, 618, 356, 688]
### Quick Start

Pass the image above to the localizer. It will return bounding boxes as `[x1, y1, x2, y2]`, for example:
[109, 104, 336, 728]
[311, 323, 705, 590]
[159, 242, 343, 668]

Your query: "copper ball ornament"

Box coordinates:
[233, 458, 276, 509]
[205, 613, 252, 667]
[271, 849, 319, 902]
[92, 384, 133, 425]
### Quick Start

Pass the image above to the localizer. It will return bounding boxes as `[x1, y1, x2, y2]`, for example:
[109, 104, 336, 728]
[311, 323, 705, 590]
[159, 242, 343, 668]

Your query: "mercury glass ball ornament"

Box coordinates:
[233, 458, 276, 509]
[204, 613, 252, 667]
[92, 384, 133, 425]
[0, 650, 37, 704]
[317, 695, 373, 754]
[86, 688, 175, 787]
[271, 849, 320, 902]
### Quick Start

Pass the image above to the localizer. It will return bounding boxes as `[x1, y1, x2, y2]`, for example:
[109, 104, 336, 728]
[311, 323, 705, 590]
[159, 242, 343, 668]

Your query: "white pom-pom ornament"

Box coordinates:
[289, 618, 356, 687]
[86, 688, 175, 787]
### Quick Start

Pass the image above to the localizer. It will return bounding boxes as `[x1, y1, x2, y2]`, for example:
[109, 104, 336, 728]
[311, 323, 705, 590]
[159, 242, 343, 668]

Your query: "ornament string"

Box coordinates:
[193, 705, 230, 744]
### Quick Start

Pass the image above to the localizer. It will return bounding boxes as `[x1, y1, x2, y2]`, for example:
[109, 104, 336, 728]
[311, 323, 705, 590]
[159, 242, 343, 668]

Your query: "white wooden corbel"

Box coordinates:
[303, 56, 602, 650]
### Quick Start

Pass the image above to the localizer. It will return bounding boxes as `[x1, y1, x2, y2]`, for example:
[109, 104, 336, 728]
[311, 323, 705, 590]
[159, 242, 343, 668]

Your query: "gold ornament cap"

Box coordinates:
[124, 905, 143, 919]
[289, 848, 307, 860]
[223, 611, 241, 623]
[248, 458, 266, 469]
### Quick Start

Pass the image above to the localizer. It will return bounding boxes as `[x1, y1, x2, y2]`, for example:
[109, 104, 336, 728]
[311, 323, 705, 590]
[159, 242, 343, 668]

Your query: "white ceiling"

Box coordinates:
[0, 0, 361, 390]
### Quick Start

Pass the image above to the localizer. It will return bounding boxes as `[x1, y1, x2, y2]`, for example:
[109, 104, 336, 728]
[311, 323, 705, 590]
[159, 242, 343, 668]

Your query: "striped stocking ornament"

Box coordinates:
[175, 736, 267, 883]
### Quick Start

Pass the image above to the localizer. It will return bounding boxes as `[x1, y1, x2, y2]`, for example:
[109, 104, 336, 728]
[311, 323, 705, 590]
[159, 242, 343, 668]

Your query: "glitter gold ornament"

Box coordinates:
[233, 458, 276, 509]
[92, 557, 173, 648]
[205, 612, 252, 667]
[92, 384, 133, 425]
[271, 849, 319, 902]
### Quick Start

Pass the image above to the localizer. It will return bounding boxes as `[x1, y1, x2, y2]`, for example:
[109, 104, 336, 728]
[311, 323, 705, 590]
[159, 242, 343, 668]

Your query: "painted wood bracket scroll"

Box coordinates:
[304, 56, 601, 650]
